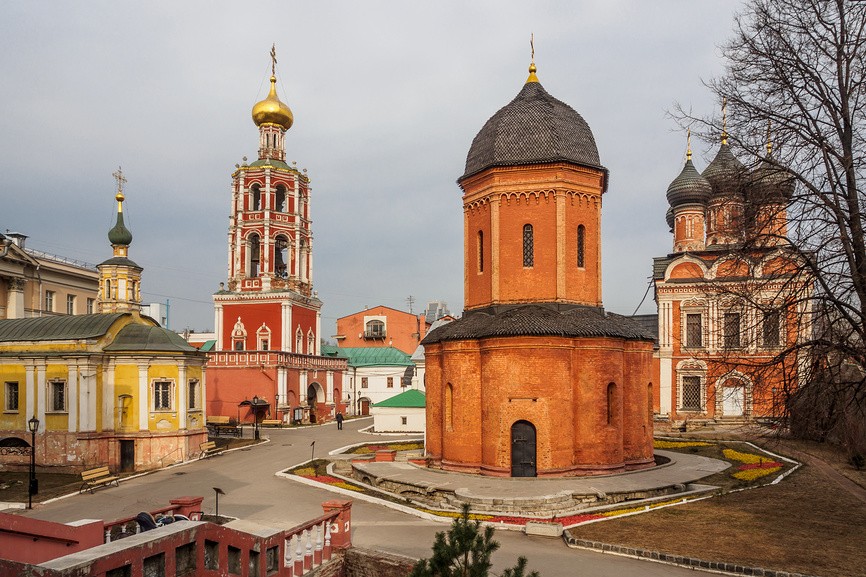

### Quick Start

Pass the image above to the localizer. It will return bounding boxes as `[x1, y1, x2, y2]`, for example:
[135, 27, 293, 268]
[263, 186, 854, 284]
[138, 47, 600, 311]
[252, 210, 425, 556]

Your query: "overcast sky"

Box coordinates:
[0, 1, 744, 334]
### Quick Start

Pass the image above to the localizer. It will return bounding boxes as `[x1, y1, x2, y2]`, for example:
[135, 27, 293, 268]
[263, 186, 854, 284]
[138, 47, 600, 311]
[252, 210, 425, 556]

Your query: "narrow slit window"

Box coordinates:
[522, 224, 534, 267]
[577, 225, 585, 268]
[477, 230, 484, 273]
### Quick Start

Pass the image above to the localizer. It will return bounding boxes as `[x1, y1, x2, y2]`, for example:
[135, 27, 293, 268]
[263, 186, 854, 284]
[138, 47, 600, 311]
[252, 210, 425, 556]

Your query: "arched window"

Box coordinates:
[577, 225, 585, 268]
[296, 328, 304, 353]
[105, 279, 112, 300]
[307, 330, 315, 355]
[522, 224, 534, 267]
[248, 234, 261, 278]
[607, 382, 616, 425]
[365, 320, 386, 338]
[445, 383, 454, 431]
[251, 184, 262, 211]
[275, 235, 289, 278]
[275, 185, 287, 213]
[477, 230, 484, 273]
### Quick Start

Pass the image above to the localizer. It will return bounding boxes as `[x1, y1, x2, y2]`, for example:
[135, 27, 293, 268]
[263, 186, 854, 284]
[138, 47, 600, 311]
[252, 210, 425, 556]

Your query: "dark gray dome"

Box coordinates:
[108, 212, 133, 246]
[666, 159, 712, 208]
[703, 143, 747, 200]
[460, 81, 604, 182]
[665, 206, 675, 231]
[750, 157, 794, 204]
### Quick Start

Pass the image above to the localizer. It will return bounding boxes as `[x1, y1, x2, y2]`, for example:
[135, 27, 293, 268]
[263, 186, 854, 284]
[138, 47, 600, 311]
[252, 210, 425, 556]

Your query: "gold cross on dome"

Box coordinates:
[270, 43, 277, 76]
[112, 166, 127, 193]
[530, 33, 535, 62]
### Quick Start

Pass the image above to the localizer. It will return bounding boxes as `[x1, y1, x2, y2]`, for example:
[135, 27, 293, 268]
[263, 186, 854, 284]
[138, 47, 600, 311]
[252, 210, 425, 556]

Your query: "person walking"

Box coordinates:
[336, 412, 344, 430]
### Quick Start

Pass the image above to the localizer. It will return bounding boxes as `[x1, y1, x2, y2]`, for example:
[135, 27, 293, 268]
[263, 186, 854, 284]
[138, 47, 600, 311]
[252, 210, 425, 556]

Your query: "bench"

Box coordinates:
[80, 466, 119, 494]
[199, 440, 221, 459]
[261, 419, 283, 428]
[206, 416, 241, 438]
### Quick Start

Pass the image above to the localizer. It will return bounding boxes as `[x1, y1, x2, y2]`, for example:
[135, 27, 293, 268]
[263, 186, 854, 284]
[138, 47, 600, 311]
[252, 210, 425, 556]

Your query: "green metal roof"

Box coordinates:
[339, 346, 413, 368]
[103, 323, 200, 352]
[320, 344, 348, 359]
[248, 158, 292, 170]
[373, 389, 426, 408]
[0, 313, 126, 342]
[200, 340, 216, 352]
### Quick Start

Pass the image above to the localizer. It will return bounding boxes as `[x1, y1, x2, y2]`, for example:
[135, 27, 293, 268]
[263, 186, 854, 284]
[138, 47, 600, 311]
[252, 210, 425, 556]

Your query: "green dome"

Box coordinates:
[108, 211, 133, 246]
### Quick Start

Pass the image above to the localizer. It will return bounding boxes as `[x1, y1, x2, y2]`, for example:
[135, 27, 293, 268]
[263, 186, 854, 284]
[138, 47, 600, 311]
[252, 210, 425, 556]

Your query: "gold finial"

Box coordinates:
[766, 119, 773, 156]
[526, 33, 539, 83]
[687, 128, 692, 161]
[270, 43, 277, 77]
[112, 166, 127, 209]
[721, 97, 728, 145]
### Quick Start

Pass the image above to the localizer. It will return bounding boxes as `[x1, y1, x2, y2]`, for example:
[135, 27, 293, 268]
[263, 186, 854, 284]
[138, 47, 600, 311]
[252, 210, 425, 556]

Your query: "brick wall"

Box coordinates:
[342, 548, 415, 577]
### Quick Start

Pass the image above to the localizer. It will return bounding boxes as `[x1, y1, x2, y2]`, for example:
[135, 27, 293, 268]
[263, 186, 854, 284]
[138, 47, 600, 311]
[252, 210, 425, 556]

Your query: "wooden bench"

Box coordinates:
[199, 441, 221, 459]
[80, 466, 119, 494]
[261, 419, 283, 428]
[206, 416, 241, 437]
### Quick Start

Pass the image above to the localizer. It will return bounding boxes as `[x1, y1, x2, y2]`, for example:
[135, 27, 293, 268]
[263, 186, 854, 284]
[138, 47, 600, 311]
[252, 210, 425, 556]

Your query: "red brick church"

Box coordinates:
[422, 58, 656, 477]
[206, 52, 346, 424]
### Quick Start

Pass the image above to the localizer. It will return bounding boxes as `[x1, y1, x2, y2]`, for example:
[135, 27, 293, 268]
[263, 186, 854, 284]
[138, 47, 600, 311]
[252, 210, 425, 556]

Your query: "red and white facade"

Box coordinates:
[206, 71, 346, 424]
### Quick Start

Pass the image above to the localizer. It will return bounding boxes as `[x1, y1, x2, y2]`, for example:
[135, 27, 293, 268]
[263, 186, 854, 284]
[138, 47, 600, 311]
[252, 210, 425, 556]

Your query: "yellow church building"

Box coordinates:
[0, 174, 207, 473]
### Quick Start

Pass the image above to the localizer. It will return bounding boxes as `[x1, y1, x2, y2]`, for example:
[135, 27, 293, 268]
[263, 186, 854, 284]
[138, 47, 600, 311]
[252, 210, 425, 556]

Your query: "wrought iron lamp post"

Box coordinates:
[252, 395, 261, 440]
[27, 416, 39, 509]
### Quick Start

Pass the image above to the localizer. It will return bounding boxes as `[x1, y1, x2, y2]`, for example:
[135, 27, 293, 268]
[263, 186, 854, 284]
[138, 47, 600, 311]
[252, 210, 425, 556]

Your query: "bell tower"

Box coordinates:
[97, 167, 142, 313]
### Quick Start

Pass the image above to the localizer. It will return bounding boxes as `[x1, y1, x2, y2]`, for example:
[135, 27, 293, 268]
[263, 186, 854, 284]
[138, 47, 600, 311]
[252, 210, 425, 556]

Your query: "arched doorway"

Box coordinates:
[721, 382, 745, 417]
[510, 420, 536, 477]
[307, 383, 324, 423]
[358, 397, 371, 416]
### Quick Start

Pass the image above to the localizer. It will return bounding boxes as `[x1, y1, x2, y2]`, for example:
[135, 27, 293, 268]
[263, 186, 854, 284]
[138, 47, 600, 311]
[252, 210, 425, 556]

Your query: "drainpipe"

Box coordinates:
[35, 263, 43, 317]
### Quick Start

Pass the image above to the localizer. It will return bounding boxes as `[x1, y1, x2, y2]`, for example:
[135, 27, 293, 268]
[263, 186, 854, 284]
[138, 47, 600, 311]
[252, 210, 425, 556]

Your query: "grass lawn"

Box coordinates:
[570, 439, 866, 577]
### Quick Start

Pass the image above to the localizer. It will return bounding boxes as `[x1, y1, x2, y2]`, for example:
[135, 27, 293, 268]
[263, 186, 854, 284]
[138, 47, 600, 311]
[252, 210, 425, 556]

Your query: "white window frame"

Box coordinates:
[188, 379, 200, 410]
[678, 373, 705, 412]
[45, 290, 56, 313]
[296, 327, 304, 353]
[682, 310, 705, 349]
[4, 381, 19, 412]
[66, 294, 76, 315]
[86, 298, 95, 314]
[152, 379, 174, 411]
[48, 379, 67, 413]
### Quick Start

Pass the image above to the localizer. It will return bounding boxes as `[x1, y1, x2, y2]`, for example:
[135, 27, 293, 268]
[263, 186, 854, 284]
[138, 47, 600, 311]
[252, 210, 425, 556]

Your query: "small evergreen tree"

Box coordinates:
[409, 505, 540, 577]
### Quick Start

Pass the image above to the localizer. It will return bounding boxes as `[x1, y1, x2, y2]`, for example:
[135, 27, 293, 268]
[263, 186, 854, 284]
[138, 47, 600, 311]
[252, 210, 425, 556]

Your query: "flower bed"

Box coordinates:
[653, 440, 712, 449]
[347, 441, 424, 454]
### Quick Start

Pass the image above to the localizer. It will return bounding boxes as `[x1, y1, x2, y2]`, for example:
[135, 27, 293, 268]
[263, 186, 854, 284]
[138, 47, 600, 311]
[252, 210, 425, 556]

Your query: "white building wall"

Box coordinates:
[371, 406, 425, 433]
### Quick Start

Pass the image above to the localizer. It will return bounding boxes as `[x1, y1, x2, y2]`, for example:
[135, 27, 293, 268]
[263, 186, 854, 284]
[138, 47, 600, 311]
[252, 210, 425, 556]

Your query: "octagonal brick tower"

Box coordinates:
[422, 60, 655, 478]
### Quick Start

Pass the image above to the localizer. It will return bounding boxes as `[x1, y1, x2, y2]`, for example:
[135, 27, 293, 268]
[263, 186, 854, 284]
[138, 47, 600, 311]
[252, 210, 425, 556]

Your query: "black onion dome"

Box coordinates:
[750, 157, 794, 204]
[421, 304, 654, 344]
[703, 143, 747, 200]
[108, 212, 133, 246]
[666, 159, 712, 208]
[665, 207, 675, 232]
[460, 81, 604, 182]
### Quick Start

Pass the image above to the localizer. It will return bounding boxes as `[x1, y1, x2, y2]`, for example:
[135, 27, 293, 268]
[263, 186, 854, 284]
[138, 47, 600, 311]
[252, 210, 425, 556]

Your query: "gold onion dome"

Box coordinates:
[252, 75, 293, 131]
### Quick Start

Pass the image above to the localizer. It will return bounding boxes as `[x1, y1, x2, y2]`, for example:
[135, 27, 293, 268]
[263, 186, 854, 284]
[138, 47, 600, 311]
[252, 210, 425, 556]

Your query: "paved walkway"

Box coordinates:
[352, 450, 728, 504]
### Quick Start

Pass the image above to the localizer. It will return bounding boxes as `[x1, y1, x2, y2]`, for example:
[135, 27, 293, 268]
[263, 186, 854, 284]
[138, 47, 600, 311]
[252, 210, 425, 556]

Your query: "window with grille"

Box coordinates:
[5, 382, 18, 412]
[685, 314, 702, 347]
[153, 381, 172, 411]
[577, 225, 585, 268]
[724, 312, 741, 348]
[188, 379, 199, 410]
[522, 224, 534, 267]
[387, 377, 394, 388]
[681, 376, 702, 410]
[49, 380, 66, 412]
[763, 310, 781, 347]
[361, 377, 368, 389]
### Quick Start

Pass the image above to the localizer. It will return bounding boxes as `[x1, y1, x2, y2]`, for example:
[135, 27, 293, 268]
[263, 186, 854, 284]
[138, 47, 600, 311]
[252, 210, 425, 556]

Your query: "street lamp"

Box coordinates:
[27, 416, 39, 509]
[252, 395, 261, 441]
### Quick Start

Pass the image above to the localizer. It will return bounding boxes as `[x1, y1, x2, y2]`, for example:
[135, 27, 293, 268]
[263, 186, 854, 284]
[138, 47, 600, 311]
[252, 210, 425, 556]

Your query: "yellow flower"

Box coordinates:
[723, 448, 766, 464]
[732, 466, 782, 481]
[653, 440, 712, 449]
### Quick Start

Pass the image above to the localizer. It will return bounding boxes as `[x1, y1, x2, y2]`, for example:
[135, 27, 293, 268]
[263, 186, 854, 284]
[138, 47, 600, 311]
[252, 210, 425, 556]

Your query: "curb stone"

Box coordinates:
[562, 535, 821, 577]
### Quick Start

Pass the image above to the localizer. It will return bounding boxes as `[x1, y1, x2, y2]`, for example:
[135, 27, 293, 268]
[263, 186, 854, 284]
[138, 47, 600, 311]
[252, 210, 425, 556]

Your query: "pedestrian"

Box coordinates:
[336, 412, 344, 430]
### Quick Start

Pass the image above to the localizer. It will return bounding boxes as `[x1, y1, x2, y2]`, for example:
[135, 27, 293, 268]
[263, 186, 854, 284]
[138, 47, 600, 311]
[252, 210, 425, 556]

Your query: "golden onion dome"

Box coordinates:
[252, 76, 293, 130]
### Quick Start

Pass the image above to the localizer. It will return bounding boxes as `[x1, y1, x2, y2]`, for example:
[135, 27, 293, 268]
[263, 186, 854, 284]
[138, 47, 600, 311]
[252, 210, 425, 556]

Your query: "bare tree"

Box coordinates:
[676, 0, 866, 455]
